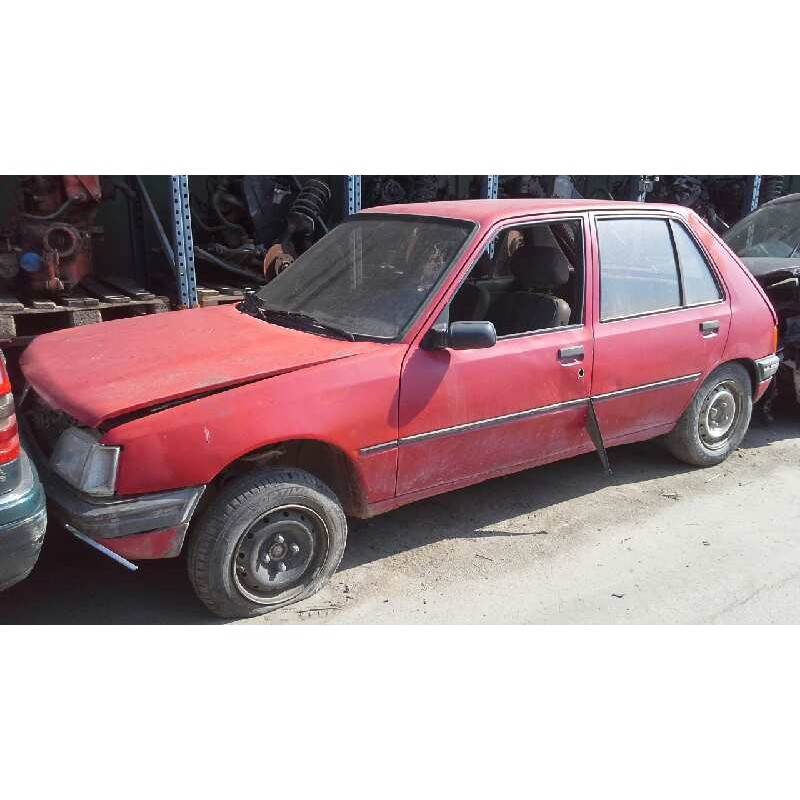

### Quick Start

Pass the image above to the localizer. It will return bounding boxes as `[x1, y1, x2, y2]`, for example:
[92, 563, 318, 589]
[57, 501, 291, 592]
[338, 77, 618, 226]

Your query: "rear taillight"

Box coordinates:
[0, 355, 20, 464]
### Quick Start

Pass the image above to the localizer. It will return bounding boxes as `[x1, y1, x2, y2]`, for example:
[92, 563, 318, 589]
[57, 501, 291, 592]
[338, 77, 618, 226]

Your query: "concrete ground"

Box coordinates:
[1, 410, 798, 625]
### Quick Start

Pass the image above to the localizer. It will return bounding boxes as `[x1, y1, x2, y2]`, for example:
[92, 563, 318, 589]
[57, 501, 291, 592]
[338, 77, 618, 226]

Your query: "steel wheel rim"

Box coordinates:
[699, 380, 741, 450]
[232, 504, 328, 604]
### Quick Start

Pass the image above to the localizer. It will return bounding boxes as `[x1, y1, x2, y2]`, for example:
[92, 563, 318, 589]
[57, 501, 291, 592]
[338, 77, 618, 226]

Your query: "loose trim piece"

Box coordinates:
[358, 372, 702, 454]
[359, 441, 399, 456]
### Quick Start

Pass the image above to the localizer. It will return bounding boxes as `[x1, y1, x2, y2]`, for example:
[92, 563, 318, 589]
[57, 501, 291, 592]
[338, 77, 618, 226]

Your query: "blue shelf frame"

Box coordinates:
[170, 175, 198, 308]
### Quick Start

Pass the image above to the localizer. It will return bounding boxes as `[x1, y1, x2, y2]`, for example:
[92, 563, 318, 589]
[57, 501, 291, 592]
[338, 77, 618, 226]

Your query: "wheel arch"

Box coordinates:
[208, 438, 370, 518]
[727, 358, 758, 397]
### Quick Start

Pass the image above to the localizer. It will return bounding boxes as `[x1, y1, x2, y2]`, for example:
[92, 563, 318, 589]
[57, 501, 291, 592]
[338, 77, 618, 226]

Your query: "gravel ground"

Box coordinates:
[1, 410, 798, 625]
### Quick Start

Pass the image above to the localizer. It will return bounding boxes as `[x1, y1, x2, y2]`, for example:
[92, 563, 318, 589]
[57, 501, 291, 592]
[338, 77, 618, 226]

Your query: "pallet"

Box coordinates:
[0, 275, 171, 346]
[196, 284, 260, 308]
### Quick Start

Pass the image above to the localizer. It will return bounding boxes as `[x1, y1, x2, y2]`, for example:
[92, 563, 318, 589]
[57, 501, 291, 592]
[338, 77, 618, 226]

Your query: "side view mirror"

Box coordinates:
[422, 320, 497, 351]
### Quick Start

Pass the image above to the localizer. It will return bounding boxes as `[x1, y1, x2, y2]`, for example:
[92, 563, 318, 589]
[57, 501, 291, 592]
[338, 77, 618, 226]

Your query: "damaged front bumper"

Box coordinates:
[22, 416, 204, 560]
[43, 473, 204, 559]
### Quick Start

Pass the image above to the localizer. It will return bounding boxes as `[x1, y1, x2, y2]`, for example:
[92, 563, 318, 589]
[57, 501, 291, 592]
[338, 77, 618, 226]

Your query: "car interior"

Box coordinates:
[449, 220, 584, 336]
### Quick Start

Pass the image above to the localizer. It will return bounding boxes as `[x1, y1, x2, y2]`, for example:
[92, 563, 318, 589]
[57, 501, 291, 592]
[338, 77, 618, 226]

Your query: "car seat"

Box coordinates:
[449, 276, 491, 322]
[489, 246, 571, 335]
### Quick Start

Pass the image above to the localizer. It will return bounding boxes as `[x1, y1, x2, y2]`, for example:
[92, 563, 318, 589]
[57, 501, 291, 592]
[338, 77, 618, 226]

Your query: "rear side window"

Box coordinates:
[598, 219, 680, 320]
[670, 221, 722, 305]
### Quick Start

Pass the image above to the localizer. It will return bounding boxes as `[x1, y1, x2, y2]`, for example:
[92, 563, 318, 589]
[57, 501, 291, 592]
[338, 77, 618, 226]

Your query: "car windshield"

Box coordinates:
[723, 198, 800, 258]
[253, 215, 474, 340]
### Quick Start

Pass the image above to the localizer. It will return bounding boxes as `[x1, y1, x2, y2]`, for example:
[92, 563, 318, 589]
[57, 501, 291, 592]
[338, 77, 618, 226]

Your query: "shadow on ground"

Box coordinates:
[1, 411, 796, 624]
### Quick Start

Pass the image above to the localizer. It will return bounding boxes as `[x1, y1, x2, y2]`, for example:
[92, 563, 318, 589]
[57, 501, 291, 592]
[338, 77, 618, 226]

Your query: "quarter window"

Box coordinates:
[670, 221, 722, 305]
[598, 218, 681, 320]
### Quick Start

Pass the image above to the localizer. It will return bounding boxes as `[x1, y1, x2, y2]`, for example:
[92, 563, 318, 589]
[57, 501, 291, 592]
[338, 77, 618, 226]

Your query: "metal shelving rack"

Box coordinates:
[347, 175, 362, 214]
[177, 173, 769, 306]
[346, 175, 500, 210]
[169, 175, 198, 308]
[748, 176, 763, 213]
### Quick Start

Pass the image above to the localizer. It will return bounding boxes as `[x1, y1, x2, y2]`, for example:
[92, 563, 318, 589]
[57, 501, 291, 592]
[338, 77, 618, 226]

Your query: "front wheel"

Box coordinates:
[664, 363, 753, 467]
[187, 466, 347, 619]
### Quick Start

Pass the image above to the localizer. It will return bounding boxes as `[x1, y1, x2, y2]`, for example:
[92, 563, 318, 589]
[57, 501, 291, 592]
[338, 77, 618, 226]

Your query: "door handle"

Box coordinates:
[558, 345, 584, 360]
[700, 320, 720, 334]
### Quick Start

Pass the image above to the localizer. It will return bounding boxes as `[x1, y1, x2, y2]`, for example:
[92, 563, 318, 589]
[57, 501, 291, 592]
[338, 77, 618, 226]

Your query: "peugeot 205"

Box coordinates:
[18, 200, 778, 618]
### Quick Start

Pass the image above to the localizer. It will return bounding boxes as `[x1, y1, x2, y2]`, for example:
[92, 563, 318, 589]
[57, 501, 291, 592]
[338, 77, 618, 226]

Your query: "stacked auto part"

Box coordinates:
[363, 176, 449, 208]
[192, 176, 333, 284]
[8, 176, 103, 294]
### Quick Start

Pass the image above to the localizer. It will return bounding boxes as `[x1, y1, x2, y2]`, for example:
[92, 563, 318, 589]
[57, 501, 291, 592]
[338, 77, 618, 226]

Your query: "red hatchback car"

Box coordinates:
[19, 200, 778, 618]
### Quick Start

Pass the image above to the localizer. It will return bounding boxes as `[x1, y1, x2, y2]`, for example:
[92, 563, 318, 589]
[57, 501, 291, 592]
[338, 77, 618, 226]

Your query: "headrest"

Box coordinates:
[507, 245, 570, 289]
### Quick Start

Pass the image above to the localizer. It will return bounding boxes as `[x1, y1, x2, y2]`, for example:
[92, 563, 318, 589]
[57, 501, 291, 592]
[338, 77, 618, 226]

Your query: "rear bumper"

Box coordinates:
[755, 354, 780, 383]
[0, 452, 47, 591]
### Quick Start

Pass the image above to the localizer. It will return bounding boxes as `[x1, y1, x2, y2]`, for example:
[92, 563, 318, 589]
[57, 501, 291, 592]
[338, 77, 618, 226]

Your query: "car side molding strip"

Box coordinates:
[591, 372, 702, 402]
[358, 372, 702, 455]
[399, 398, 589, 446]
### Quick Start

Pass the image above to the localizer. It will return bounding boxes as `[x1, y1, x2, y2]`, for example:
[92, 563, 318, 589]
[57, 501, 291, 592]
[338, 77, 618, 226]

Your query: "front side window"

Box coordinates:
[670, 221, 722, 305]
[448, 219, 584, 337]
[598, 218, 681, 320]
[254, 215, 474, 340]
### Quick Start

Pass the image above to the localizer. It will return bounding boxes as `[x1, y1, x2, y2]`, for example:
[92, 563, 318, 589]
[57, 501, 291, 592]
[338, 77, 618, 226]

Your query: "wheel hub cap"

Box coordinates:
[699, 382, 739, 449]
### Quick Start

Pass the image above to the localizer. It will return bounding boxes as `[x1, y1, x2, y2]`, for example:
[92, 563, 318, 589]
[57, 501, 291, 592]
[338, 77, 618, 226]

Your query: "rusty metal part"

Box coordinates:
[12, 176, 103, 294]
[63, 176, 102, 203]
[43, 224, 80, 260]
[42, 251, 64, 292]
[264, 243, 295, 279]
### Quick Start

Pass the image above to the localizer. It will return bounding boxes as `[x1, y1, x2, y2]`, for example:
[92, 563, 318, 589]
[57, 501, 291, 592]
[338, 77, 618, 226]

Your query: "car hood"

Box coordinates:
[20, 304, 379, 427]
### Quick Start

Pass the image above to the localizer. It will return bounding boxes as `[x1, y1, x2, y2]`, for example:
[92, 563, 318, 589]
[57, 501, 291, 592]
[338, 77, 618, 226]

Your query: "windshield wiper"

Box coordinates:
[238, 293, 355, 341]
[263, 308, 357, 341]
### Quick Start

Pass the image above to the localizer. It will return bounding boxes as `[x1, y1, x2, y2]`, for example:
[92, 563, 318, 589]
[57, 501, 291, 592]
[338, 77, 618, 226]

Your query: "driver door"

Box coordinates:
[395, 216, 595, 497]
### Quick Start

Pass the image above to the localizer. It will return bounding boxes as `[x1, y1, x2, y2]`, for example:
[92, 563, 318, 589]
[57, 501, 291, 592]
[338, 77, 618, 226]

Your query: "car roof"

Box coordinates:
[359, 198, 691, 227]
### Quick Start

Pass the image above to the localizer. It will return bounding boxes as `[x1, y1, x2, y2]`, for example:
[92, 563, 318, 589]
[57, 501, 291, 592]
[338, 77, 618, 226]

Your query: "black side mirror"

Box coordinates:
[422, 321, 497, 351]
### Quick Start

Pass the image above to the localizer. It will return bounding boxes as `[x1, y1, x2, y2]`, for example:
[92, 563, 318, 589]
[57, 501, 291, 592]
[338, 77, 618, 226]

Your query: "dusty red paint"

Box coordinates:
[21, 199, 778, 552]
[21, 305, 383, 427]
[100, 527, 181, 559]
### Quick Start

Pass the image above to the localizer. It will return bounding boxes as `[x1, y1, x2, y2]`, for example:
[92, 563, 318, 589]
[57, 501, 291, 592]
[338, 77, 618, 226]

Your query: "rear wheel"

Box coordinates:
[664, 363, 753, 467]
[187, 466, 347, 619]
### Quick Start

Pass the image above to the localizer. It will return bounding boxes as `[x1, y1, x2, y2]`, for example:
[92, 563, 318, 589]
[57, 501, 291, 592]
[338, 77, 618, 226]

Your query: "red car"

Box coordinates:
[19, 200, 779, 618]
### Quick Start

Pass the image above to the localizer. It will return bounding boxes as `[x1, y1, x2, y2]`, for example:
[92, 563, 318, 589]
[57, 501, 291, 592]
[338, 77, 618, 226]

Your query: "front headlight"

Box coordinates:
[51, 427, 120, 497]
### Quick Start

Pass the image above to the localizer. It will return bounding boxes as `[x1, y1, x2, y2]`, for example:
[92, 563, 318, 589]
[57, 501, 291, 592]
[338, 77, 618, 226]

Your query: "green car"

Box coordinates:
[0, 353, 46, 592]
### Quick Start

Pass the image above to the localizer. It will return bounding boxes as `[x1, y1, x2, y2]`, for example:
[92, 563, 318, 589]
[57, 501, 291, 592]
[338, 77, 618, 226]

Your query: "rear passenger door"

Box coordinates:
[590, 214, 730, 444]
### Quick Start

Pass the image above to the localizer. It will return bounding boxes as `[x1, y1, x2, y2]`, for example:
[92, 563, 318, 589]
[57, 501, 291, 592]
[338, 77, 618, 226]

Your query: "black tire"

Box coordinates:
[664, 363, 753, 467]
[187, 466, 347, 619]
